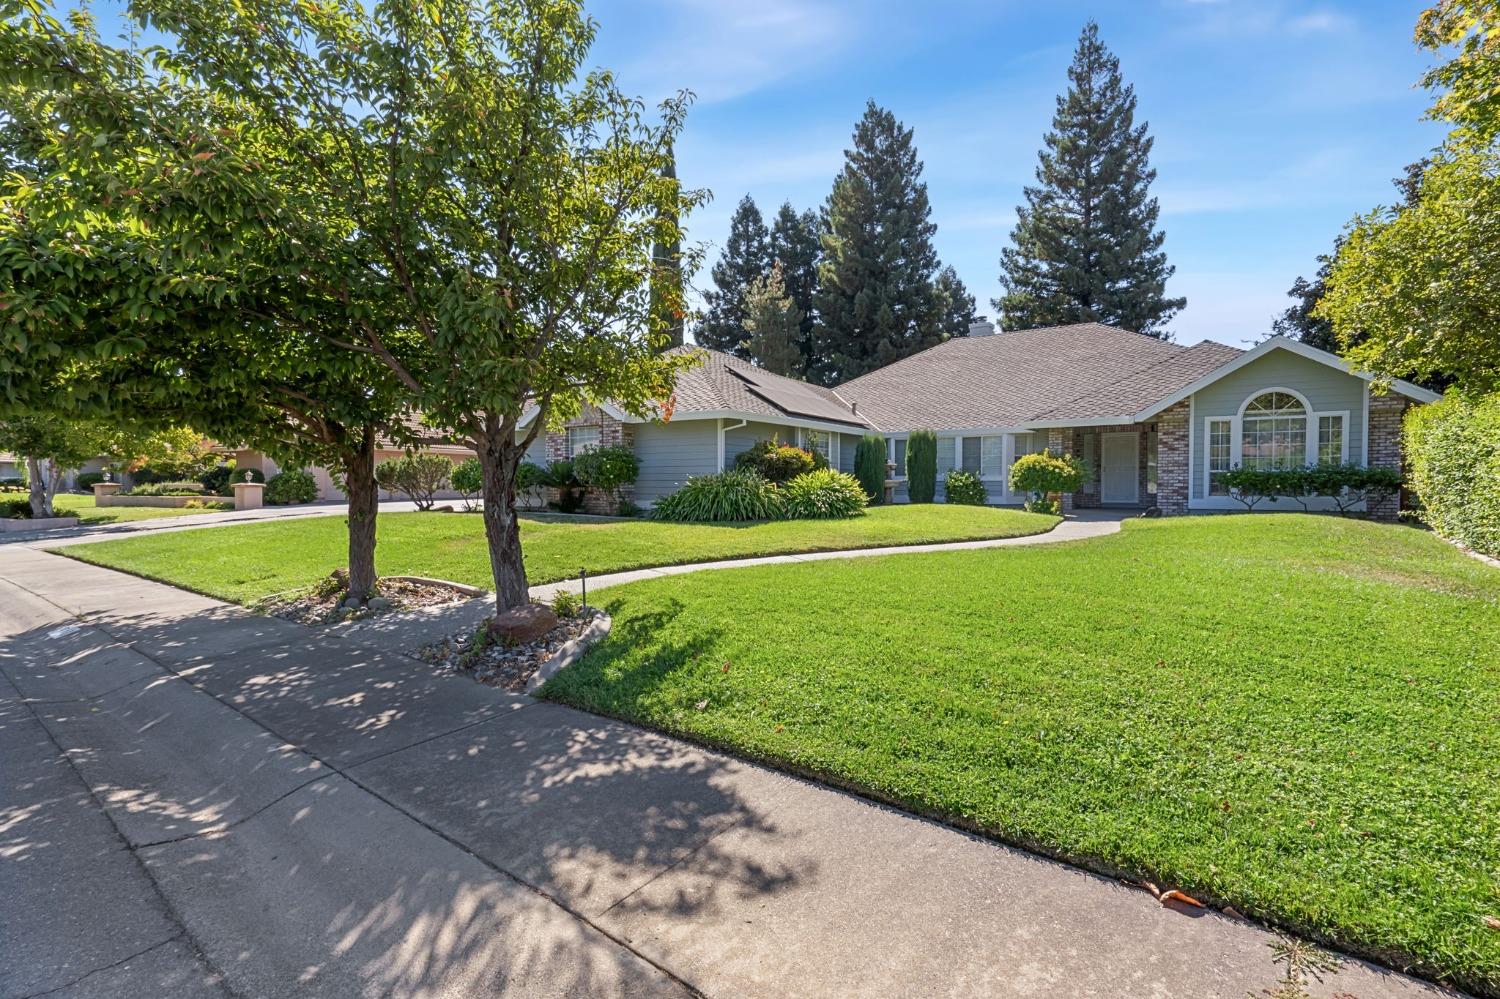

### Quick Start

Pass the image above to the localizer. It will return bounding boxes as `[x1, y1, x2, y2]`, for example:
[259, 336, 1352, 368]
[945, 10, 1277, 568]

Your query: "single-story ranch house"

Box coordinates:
[529, 322, 1439, 519]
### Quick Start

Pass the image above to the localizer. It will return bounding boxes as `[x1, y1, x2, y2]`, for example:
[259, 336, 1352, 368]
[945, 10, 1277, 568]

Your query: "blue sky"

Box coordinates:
[588, 0, 1446, 347]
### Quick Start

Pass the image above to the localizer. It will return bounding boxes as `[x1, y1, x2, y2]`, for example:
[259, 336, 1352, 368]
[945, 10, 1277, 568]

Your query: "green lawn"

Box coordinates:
[62, 504, 1057, 602]
[543, 515, 1500, 991]
[52, 493, 232, 524]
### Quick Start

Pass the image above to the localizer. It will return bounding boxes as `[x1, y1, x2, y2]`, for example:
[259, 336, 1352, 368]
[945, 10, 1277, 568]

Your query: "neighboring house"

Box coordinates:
[530, 322, 1439, 519]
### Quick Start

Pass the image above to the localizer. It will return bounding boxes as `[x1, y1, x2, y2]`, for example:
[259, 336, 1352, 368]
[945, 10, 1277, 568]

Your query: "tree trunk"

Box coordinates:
[25, 457, 49, 518]
[477, 422, 529, 613]
[343, 428, 380, 603]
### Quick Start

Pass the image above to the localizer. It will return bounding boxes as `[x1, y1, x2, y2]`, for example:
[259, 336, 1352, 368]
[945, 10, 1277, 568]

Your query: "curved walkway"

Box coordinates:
[327, 511, 1128, 652]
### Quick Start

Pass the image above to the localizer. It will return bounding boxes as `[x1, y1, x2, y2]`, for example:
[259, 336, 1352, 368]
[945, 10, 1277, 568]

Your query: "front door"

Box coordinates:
[1101, 432, 1139, 505]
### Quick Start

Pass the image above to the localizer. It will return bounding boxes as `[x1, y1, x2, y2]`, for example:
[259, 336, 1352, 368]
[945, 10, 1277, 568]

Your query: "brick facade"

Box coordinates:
[1074, 423, 1153, 509]
[1154, 401, 1191, 516]
[1366, 393, 1407, 522]
[544, 405, 636, 515]
[1045, 427, 1077, 514]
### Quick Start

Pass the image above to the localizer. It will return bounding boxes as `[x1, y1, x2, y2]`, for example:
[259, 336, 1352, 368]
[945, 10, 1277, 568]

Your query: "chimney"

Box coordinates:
[968, 319, 996, 337]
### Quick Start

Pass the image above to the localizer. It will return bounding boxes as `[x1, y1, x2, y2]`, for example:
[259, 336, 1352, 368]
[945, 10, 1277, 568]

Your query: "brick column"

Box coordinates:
[1046, 427, 1076, 514]
[1366, 394, 1407, 522]
[1155, 401, 1190, 515]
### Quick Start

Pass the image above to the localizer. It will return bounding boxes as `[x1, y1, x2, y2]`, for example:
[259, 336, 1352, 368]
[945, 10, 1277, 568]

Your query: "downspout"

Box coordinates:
[718, 418, 747, 471]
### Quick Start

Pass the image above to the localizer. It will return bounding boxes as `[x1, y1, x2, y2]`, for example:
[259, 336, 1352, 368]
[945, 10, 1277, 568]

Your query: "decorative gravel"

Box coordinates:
[260, 577, 469, 626]
[417, 610, 601, 692]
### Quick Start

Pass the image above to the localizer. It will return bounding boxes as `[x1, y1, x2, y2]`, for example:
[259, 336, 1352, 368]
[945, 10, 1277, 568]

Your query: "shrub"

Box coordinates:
[198, 463, 260, 495]
[451, 457, 483, 511]
[853, 435, 887, 502]
[573, 445, 640, 508]
[75, 471, 107, 491]
[1009, 452, 1086, 512]
[265, 469, 318, 505]
[652, 469, 785, 522]
[0, 477, 25, 492]
[1219, 466, 1282, 511]
[124, 481, 205, 496]
[782, 468, 868, 519]
[551, 589, 582, 618]
[1220, 464, 1407, 515]
[541, 460, 584, 513]
[376, 453, 452, 510]
[906, 430, 938, 503]
[1406, 393, 1500, 557]
[1, 498, 31, 519]
[515, 462, 548, 509]
[943, 469, 987, 505]
[734, 437, 817, 484]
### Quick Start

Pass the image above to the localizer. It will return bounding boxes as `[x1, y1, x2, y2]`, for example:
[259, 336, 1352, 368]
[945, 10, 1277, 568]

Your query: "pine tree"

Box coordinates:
[933, 265, 978, 339]
[696, 195, 771, 356]
[770, 202, 822, 376]
[742, 262, 804, 377]
[996, 21, 1184, 339]
[813, 101, 942, 385]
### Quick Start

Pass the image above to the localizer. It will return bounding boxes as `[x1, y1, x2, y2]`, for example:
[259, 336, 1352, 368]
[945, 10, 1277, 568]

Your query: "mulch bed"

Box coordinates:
[417, 610, 601, 692]
[259, 577, 470, 626]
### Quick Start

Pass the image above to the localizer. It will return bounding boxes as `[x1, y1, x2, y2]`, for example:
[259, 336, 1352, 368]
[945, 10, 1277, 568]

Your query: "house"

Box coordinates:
[532, 322, 1440, 519]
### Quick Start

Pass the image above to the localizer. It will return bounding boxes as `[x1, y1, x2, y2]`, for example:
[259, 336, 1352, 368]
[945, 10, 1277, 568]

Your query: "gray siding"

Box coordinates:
[1189, 350, 1368, 500]
[723, 421, 795, 466]
[633, 419, 720, 503]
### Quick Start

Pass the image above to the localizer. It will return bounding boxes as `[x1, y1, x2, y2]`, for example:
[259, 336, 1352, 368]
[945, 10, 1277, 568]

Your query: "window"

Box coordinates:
[1317, 415, 1344, 465]
[1208, 419, 1232, 495]
[798, 428, 836, 466]
[565, 425, 601, 458]
[887, 437, 907, 478]
[961, 437, 981, 473]
[1240, 391, 1306, 470]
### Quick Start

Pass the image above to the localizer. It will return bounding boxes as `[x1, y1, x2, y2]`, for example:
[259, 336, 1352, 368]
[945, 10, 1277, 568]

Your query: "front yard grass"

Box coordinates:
[542, 515, 1500, 992]
[62, 504, 1057, 603]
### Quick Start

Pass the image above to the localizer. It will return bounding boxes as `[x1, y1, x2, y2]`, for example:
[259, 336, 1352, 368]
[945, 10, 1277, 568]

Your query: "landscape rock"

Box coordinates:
[489, 603, 558, 644]
[367, 596, 392, 611]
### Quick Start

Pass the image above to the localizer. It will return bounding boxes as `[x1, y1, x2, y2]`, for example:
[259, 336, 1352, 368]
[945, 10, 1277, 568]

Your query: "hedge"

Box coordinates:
[906, 430, 937, 503]
[1405, 393, 1500, 557]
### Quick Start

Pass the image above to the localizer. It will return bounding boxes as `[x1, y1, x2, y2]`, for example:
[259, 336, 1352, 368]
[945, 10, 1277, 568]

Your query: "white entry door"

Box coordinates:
[1101, 432, 1139, 504]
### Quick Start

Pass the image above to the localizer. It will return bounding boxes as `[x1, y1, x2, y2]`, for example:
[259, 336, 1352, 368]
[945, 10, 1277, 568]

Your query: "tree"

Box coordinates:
[651, 146, 685, 349]
[770, 202, 822, 375]
[814, 101, 942, 384]
[933, 266, 978, 340]
[905, 430, 938, 503]
[741, 262, 803, 376]
[0, 416, 116, 517]
[853, 434, 886, 502]
[1417, 0, 1500, 145]
[121, 0, 702, 616]
[996, 21, 1184, 338]
[697, 195, 772, 357]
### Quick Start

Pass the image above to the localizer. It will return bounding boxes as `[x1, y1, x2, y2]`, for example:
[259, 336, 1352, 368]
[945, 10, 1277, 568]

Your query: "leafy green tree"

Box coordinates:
[770, 201, 822, 375]
[996, 21, 1183, 338]
[1417, 0, 1500, 145]
[697, 195, 772, 357]
[0, 416, 116, 517]
[652, 146, 685, 349]
[742, 262, 804, 376]
[814, 102, 942, 384]
[5, 0, 701, 615]
[933, 265, 978, 340]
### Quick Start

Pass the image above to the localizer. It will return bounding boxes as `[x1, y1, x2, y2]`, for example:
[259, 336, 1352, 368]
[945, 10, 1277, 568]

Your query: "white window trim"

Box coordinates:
[953, 434, 1006, 482]
[886, 436, 908, 481]
[1194, 387, 1355, 509]
[797, 428, 839, 468]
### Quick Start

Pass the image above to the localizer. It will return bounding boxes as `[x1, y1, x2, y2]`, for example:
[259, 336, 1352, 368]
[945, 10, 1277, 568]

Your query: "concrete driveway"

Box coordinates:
[0, 545, 1461, 998]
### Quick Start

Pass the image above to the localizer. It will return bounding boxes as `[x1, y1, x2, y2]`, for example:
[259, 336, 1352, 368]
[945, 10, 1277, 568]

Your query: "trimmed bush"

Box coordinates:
[652, 469, 785, 522]
[124, 481, 205, 496]
[734, 438, 817, 484]
[1009, 452, 1086, 512]
[1405, 393, 1500, 556]
[451, 457, 483, 511]
[198, 463, 260, 495]
[376, 453, 453, 510]
[572, 445, 640, 509]
[75, 471, 107, 491]
[1, 498, 31, 518]
[853, 434, 887, 502]
[1219, 463, 1406, 514]
[906, 430, 937, 503]
[782, 469, 868, 519]
[265, 469, 318, 505]
[943, 469, 987, 505]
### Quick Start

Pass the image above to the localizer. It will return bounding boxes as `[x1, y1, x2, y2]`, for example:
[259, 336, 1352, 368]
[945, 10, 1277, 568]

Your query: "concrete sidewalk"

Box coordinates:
[0, 546, 1459, 998]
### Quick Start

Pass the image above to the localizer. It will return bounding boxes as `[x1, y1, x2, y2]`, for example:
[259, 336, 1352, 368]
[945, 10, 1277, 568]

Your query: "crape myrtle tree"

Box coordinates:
[0, 5, 419, 602]
[131, 0, 702, 613]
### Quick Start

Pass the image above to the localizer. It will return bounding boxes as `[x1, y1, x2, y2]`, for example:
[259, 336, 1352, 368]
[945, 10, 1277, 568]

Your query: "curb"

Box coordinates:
[525, 611, 612, 695]
[382, 574, 489, 598]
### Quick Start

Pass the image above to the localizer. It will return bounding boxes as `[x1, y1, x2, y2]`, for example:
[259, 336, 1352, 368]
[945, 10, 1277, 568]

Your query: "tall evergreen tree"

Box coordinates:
[933, 265, 978, 340]
[696, 195, 771, 357]
[651, 146, 685, 349]
[996, 21, 1184, 338]
[770, 202, 822, 375]
[813, 101, 942, 385]
[742, 262, 804, 377]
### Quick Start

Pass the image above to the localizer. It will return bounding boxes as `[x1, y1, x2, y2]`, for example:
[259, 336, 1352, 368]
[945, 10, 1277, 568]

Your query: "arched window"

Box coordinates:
[1240, 391, 1307, 469]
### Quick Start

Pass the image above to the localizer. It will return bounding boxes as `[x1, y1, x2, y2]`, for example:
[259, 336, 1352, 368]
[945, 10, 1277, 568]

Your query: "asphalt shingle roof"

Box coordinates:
[832, 323, 1244, 431]
[668, 346, 872, 429]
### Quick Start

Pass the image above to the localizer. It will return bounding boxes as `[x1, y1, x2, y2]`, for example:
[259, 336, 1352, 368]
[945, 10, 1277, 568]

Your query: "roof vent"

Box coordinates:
[968, 320, 996, 337]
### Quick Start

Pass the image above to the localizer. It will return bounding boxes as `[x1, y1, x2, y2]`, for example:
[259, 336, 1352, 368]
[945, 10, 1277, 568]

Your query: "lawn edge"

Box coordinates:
[537, 686, 1488, 998]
